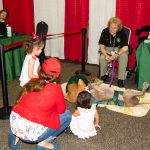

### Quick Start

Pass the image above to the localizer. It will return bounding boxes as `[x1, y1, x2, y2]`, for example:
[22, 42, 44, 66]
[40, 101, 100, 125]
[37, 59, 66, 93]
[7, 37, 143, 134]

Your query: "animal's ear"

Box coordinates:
[78, 79, 86, 88]
[66, 83, 78, 103]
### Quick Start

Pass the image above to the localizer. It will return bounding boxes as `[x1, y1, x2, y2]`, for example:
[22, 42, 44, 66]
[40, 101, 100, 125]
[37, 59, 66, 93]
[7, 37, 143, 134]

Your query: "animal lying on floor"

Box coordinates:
[65, 75, 103, 103]
[65, 75, 149, 107]
[88, 82, 149, 107]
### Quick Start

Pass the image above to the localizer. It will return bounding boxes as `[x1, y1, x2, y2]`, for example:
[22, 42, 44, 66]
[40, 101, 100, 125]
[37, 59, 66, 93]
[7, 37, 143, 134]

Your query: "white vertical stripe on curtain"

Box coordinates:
[34, 0, 65, 59]
[88, 0, 116, 64]
[0, 0, 3, 10]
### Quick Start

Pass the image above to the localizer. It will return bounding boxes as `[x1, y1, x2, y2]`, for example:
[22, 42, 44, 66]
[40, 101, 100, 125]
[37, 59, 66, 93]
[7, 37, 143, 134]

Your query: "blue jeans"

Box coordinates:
[9, 109, 71, 149]
[37, 110, 71, 142]
[21, 110, 71, 143]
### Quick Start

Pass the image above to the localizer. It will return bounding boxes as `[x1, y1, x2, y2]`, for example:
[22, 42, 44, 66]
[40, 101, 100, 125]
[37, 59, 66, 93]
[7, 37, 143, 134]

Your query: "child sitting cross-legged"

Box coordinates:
[69, 91, 101, 139]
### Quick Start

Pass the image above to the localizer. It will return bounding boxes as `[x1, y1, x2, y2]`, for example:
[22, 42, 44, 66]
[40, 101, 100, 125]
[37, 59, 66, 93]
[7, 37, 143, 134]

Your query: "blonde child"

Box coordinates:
[19, 35, 44, 86]
[70, 91, 100, 139]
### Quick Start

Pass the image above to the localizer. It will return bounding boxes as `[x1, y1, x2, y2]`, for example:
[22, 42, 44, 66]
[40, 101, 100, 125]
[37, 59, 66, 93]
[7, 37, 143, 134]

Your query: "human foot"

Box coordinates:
[37, 142, 59, 150]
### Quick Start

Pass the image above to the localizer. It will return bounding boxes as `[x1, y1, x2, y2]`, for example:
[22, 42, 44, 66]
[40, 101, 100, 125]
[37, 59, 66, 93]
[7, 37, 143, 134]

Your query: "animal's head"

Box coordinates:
[65, 75, 104, 103]
[65, 79, 87, 103]
[65, 75, 88, 103]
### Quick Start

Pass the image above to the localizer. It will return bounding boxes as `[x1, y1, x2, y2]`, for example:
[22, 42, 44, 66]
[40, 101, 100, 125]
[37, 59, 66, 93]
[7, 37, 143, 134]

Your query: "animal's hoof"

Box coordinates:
[143, 82, 149, 89]
[118, 80, 124, 87]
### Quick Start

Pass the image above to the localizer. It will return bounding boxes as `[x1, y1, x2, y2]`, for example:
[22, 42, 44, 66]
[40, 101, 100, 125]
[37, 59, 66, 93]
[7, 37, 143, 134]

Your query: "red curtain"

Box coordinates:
[3, 0, 34, 34]
[116, 0, 150, 70]
[64, 0, 89, 62]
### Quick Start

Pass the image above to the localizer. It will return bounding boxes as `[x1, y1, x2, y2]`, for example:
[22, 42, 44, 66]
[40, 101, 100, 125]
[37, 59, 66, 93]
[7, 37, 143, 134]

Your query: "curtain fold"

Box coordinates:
[3, 0, 34, 34]
[88, 0, 116, 64]
[64, 0, 89, 62]
[116, 0, 150, 70]
[0, 0, 3, 10]
[34, 0, 65, 59]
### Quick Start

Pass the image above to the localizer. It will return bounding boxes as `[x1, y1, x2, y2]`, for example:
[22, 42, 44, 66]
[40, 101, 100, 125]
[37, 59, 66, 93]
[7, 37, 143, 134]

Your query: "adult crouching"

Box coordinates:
[9, 58, 72, 150]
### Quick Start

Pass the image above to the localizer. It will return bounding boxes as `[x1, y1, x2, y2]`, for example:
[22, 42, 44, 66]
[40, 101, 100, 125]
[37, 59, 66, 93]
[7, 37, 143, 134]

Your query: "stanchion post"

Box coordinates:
[81, 28, 86, 72]
[0, 44, 12, 119]
[75, 28, 91, 75]
[38, 33, 46, 65]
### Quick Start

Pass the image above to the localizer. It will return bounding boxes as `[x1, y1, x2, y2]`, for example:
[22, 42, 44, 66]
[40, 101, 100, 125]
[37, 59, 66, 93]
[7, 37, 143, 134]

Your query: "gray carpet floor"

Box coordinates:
[0, 60, 150, 150]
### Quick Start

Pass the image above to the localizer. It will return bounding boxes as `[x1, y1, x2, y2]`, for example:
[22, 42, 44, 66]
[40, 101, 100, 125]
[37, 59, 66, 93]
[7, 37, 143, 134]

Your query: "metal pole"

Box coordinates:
[81, 28, 86, 72]
[75, 28, 91, 75]
[0, 44, 12, 119]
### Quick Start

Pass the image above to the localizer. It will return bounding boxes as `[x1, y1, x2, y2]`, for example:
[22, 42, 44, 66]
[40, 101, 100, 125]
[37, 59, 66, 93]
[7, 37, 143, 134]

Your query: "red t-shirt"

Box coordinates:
[13, 82, 66, 130]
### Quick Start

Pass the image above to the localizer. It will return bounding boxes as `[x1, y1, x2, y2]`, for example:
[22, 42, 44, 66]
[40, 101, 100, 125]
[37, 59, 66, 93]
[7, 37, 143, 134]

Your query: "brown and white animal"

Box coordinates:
[89, 82, 149, 107]
[65, 75, 149, 107]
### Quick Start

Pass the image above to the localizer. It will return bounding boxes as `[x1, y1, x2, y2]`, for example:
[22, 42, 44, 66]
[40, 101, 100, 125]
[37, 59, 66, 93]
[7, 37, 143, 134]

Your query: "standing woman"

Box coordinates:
[99, 17, 128, 87]
[0, 9, 8, 35]
[9, 58, 72, 150]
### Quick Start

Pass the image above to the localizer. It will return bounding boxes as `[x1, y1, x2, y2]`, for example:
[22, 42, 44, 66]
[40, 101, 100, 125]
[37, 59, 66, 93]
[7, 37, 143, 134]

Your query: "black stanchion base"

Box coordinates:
[0, 106, 12, 119]
[75, 70, 91, 76]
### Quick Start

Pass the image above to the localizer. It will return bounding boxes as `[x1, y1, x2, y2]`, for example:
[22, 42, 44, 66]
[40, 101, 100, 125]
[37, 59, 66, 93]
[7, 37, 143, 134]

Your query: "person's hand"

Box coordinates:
[110, 53, 119, 61]
[105, 55, 111, 62]
[94, 123, 101, 129]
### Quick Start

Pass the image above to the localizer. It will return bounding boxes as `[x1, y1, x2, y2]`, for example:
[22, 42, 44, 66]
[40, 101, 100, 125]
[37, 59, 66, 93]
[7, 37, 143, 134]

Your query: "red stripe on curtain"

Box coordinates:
[64, 0, 89, 62]
[3, 0, 34, 34]
[116, 0, 150, 70]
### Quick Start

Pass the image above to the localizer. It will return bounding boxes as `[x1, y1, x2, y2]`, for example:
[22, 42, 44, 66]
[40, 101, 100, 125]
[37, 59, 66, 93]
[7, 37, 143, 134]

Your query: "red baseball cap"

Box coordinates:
[42, 58, 61, 77]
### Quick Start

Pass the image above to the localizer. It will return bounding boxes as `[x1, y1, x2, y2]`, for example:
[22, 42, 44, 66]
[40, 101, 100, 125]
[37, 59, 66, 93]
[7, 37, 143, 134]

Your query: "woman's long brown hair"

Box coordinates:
[16, 69, 57, 104]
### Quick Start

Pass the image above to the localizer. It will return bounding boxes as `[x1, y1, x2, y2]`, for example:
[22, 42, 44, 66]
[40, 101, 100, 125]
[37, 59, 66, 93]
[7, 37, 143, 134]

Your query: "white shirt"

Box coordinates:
[70, 104, 97, 139]
[19, 54, 40, 87]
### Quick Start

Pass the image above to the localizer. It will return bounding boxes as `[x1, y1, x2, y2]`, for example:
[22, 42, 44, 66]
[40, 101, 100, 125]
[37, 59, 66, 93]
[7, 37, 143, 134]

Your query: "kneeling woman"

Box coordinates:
[9, 58, 71, 150]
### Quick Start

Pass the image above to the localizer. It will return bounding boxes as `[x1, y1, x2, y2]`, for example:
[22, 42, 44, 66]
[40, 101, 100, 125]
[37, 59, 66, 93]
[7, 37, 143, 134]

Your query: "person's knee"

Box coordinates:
[99, 54, 105, 62]
[65, 110, 72, 121]
[119, 53, 128, 61]
[63, 110, 72, 122]
[118, 54, 128, 66]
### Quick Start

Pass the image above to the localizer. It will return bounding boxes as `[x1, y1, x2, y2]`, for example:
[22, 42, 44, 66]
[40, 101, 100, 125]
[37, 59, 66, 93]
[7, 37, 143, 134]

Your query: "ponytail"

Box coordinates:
[16, 68, 58, 104]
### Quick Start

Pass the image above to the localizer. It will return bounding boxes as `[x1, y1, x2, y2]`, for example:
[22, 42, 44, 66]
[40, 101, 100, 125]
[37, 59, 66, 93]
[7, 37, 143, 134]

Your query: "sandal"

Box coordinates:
[36, 143, 59, 150]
